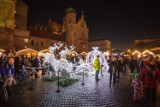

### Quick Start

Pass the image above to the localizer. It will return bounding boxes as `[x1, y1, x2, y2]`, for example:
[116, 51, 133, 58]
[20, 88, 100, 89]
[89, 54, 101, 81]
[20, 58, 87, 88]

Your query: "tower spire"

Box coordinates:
[81, 11, 84, 19]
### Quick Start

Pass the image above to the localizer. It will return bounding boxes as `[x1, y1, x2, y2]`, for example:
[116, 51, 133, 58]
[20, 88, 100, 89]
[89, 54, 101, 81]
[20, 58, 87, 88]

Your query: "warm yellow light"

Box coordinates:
[18, 48, 38, 53]
[132, 50, 141, 55]
[69, 51, 78, 55]
[142, 50, 154, 55]
[38, 52, 44, 56]
[39, 49, 49, 53]
[81, 52, 87, 55]
[0, 49, 5, 52]
[104, 51, 110, 56]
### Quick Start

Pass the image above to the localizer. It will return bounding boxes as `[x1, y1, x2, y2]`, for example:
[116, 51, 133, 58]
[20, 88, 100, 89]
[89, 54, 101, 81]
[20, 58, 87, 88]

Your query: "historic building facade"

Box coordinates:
[27, 8, 89, 53]
[88, 40, 111, 52]
[0, 0, 89, 53]
[133, 38, 160, 51]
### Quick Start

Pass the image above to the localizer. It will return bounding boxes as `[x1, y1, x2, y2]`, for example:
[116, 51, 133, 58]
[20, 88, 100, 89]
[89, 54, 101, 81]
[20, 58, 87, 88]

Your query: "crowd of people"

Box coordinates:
[93, 54, 160, 107]
[0, 51, 160, 106]
[0, 53, 45, 96]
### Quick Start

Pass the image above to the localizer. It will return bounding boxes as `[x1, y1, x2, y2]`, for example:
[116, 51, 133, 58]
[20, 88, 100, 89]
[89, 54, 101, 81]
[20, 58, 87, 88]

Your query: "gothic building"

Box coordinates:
[28, 8, 89, 53]
[0, 0, 89, 53]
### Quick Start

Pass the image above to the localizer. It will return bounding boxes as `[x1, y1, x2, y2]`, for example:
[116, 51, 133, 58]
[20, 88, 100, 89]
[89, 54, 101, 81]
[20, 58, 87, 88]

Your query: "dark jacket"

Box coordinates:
[33, 58, 41, 67]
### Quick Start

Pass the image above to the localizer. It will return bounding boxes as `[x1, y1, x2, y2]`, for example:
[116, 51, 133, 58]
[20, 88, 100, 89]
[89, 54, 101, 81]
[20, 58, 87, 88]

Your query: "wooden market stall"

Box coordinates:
[17, 48, 38, 58]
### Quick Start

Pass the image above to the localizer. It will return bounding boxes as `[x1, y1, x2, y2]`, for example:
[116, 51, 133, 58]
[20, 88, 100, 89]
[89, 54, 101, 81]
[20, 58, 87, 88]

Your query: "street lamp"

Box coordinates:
[24, 38, 28, 48]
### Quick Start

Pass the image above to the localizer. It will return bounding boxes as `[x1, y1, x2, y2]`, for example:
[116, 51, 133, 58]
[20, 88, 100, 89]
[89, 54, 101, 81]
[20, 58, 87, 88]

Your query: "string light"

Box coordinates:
[132, 50, 141, 55]
[142, 50, 154, 55]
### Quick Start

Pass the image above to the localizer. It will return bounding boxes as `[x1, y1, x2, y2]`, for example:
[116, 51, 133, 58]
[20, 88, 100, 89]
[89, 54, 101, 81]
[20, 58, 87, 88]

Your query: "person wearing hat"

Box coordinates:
[93, 55, 101, 81]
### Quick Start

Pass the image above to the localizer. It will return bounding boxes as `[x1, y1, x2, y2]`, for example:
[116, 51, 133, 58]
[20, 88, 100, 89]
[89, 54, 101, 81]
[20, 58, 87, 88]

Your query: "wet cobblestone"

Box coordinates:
[0, 68, 160, 107]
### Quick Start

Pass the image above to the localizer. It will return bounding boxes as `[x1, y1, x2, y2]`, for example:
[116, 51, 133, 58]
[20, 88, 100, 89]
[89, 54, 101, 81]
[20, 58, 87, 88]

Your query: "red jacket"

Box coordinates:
[140, 65, 160, 89]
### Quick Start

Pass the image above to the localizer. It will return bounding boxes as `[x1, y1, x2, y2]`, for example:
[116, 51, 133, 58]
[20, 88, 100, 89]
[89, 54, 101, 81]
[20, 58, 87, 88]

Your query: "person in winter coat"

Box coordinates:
[132, 73, 143, 101]
[33, 55, 41, 78]
[94, 55, 101, 81]
[129, 56, 137, 76]
[140, 55, 160, 106]
[117, 57, 123, 82]
[0, 57, 15, 79]
[109, 56, 118, 85]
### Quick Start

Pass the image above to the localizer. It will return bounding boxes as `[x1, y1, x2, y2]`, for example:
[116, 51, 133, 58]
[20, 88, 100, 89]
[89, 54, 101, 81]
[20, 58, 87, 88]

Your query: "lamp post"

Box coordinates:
[56, 60, 61, 92]
[24, 38, 28, 49]
[82, 67, 85, 85]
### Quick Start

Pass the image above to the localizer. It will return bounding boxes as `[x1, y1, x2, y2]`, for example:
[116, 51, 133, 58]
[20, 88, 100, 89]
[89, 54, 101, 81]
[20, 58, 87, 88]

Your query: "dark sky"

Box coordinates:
[22, 0, 160, 50]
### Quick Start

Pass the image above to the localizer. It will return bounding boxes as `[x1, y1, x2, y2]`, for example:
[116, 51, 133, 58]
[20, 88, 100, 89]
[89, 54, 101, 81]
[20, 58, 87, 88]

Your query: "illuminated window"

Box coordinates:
[82, 32, 84, 38]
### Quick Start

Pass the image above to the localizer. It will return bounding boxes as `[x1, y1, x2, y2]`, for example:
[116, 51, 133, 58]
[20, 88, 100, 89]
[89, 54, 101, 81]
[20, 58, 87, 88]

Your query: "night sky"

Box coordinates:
[22, 0, 160, 50]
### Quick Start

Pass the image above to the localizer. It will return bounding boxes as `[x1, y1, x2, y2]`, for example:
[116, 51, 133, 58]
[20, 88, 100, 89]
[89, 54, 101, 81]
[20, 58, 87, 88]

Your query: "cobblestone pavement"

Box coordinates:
[0, 68, 160, 107]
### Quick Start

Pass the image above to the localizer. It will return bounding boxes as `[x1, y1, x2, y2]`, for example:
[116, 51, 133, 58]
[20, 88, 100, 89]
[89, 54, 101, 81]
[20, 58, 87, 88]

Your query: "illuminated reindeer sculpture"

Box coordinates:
[44, 42, 76, 78]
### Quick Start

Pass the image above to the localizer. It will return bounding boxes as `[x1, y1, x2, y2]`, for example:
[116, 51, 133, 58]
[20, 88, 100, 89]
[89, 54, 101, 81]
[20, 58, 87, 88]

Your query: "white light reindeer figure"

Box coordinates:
[59, 45, 75, 78]
[44, 42, 76, 78]
[44, 42, 63, 76]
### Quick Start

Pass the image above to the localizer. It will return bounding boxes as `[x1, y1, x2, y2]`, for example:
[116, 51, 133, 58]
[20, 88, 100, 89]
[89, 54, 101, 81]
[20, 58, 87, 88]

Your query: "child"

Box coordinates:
[132, 66, 140, 81]
[132, 73, 143, 101]
[3, 73, 16, 95]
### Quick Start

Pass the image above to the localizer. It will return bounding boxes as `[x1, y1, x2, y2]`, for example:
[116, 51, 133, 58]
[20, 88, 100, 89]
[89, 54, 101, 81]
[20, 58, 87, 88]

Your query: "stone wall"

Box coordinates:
[0, 28, 14, 52]
[28, 36, 64, 51]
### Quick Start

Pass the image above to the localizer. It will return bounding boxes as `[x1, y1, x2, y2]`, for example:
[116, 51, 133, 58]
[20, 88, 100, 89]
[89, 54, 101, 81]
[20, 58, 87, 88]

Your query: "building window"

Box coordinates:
[74, 32, 76, 36]
[82, 23, 84, 27]
[69, 20, 71, 23]
[40, 27, 42, 30]
[83, 44, 85, 48]
[41, 42, 43, 46]
[35, 26, 37, 30]
[45, 28, 47, 31]
[82, 32, 84, 38]
[37, 42, 39, 46]
[31, 40, 34, 45]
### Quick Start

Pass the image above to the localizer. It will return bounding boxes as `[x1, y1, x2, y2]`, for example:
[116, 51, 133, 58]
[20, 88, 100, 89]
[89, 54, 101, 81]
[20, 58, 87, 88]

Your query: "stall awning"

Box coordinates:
[39, 49, 49, 53]
[17, 48, 38, 55]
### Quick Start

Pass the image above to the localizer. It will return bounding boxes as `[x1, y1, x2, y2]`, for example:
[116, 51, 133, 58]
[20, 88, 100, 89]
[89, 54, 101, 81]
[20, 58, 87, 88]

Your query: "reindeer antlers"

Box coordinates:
[49, 42, 64, 53]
